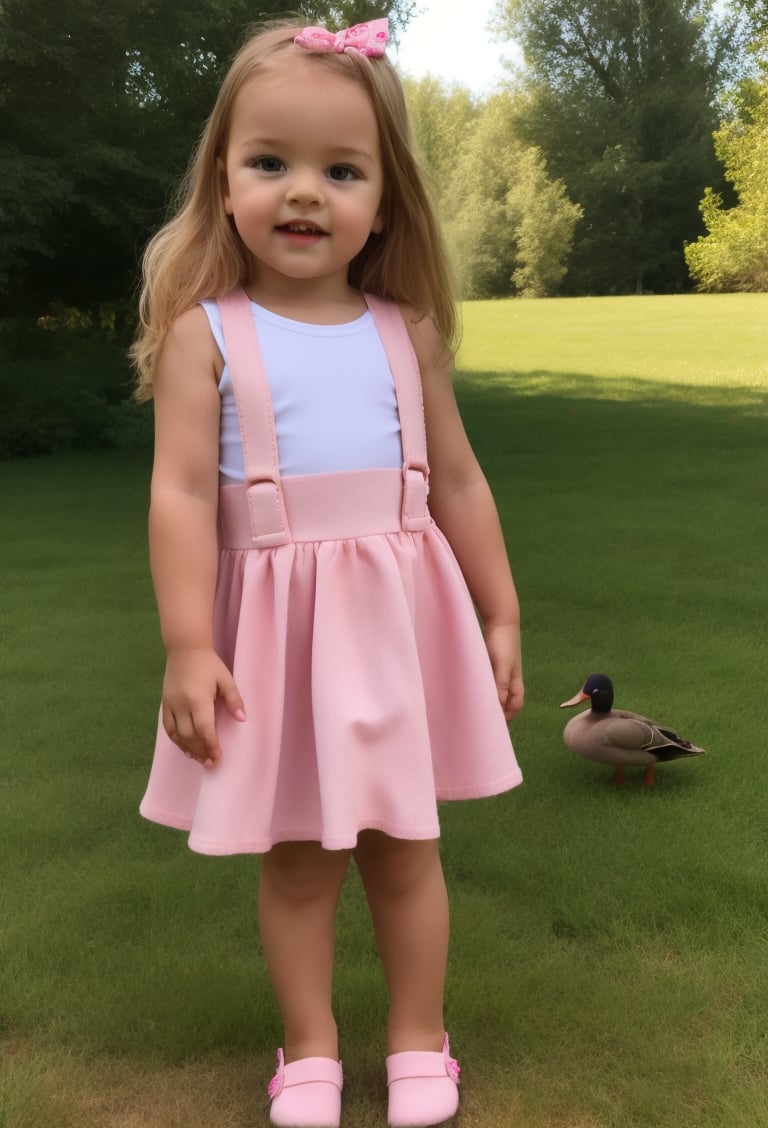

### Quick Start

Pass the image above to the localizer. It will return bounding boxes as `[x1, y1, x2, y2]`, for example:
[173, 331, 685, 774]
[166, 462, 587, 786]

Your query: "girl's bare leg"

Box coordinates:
[259, 841, 352, 1062]
[354, 832, 449, 1054]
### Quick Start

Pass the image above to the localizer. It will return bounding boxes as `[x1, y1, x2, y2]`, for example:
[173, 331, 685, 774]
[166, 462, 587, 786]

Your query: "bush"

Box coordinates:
[103, 399, 155, 453]
[0, 315, 151, 458]
[685, 82, 768, 292]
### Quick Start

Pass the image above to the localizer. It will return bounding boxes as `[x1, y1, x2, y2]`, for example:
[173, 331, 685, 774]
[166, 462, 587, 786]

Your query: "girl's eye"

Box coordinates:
[252, 156, 284, 173]
[327, 165, 358, 182]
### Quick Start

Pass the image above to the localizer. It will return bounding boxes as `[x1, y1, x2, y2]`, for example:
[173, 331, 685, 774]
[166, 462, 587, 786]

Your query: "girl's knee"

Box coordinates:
[355, 833, 443, 894]
[261, 841, 350, 901]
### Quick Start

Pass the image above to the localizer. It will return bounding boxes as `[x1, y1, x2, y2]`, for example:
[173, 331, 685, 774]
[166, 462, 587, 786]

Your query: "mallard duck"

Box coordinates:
[560, 673, 705, 785]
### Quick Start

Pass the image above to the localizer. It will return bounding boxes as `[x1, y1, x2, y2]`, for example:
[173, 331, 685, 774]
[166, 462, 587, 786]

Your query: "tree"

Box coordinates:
[401, 76, 479, 209]
[0, 0, 413, 316]
[506, 148, 583, 297]
[493, 0, 737, 293]
[685, 80, 768, 290]
[405, 85, 581, 298]
[442, 95, 523, 298]
[735, 0, 768, 39]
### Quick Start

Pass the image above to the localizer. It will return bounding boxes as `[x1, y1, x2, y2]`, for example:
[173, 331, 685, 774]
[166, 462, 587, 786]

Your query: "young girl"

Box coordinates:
[134, 18, 523, 1128]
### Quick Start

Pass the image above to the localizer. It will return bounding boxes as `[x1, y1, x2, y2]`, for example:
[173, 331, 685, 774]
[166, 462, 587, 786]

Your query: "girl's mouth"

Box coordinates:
[277, 222, 327, 237]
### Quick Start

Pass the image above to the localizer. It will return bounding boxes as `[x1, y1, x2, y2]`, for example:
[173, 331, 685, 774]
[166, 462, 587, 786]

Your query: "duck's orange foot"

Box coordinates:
[644, 764, 655, 787]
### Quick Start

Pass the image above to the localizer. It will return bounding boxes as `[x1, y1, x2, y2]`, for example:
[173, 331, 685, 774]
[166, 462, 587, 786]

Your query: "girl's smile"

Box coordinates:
[276, 221, 327, 243]
[222, 59, 384, 298]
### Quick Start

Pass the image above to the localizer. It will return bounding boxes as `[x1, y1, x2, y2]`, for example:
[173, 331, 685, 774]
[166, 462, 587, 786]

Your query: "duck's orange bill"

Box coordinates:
[560, 691, 590, 709]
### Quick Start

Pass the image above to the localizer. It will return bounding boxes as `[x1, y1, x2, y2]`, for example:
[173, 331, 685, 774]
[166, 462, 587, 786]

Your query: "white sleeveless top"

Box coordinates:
[201, 299, 403, 483]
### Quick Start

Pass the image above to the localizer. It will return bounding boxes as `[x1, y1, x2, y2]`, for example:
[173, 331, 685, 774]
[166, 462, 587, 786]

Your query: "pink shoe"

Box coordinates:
[268, 1049, 343, 1128]
[386, 1033, 460, 1127]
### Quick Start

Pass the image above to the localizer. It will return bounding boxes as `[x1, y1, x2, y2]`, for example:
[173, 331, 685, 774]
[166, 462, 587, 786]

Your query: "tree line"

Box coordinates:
[406, 0, 767, 298]
[0, 0, 765, 328]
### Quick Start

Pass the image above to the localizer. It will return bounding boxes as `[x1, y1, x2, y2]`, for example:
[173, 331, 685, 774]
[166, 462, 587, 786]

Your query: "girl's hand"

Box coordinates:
[484, 622, 524, 720]
[161, 648, 246, 768]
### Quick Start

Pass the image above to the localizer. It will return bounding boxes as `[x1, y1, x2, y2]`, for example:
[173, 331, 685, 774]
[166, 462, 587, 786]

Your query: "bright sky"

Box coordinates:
[394, 0, 520, 94]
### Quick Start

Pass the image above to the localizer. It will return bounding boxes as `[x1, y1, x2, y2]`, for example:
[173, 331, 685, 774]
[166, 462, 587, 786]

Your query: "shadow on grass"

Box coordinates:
[456, 366, 768, 411]
[452, 367, 767, 533]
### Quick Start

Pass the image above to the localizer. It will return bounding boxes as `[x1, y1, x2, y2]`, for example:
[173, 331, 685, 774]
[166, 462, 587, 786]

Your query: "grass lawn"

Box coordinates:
[2, 294, 767, 1127]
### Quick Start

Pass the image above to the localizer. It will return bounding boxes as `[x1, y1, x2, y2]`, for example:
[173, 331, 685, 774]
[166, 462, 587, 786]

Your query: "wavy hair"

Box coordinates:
[131, 21, 457, 399]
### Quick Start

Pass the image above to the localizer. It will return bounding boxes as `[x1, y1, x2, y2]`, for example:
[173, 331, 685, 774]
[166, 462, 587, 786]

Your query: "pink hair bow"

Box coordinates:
[294, 18, 388, 58]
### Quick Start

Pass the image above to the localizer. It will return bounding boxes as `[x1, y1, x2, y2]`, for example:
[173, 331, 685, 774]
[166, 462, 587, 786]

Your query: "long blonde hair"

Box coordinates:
[131, 21, 458, 399]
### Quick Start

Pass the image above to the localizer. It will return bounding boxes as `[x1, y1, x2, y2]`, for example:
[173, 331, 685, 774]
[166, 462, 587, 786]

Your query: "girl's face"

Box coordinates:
[222, 58, 384, 298]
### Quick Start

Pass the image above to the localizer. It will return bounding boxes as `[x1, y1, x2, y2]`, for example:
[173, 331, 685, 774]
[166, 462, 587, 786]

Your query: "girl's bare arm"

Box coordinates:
[408, 312, 524, 719]
[149, 306, 245, 765]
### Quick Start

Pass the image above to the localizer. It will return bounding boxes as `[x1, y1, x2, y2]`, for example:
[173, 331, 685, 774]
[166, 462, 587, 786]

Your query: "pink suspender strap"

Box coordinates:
[217, 288, 291, 547]
[216, 287, 430, 543]
[364, 295, 431, 532]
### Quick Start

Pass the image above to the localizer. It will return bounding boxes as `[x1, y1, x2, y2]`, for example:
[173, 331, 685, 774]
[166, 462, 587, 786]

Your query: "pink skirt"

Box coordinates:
[140, 469, 522, 854]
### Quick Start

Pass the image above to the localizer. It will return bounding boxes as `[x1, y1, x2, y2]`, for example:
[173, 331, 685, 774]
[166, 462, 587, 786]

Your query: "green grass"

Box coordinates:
[457, 293, 768, 395]
[2, 294, 767, 1127]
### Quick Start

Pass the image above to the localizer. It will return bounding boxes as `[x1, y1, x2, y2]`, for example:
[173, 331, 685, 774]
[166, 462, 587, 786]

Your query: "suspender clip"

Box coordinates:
[246, 479, 291, 547]
[401, 465, 431, 532]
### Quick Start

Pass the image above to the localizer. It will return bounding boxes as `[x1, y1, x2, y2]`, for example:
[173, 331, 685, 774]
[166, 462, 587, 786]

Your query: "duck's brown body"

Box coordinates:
[561, 675, 705, 784]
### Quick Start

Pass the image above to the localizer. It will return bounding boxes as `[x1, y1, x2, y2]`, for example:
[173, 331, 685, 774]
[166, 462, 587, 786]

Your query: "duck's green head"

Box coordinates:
[560, 673, 614, 713]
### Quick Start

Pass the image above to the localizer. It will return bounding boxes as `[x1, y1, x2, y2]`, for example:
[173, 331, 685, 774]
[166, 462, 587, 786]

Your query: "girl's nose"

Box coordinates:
[286, 170, 324, 208]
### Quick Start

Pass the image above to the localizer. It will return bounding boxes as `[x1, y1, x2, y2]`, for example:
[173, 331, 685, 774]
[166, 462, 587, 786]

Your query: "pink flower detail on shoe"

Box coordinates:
[442, 1034, 461, 1083]
[268, 1048, 285, 1099]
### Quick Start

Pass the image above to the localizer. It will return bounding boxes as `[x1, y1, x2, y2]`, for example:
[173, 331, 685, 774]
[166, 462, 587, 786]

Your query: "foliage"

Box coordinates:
[685, 82, 768, 291]
[405, 82, 582, 298]
[0, 0, 412, 316]
[438, 94, 522, 297]
[493, 0, 737, 293]
[401, 76, 479, 204]
[0, 318, 148, 457]
[505, 148, 583, 297]
[734, 0, 768, 39]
